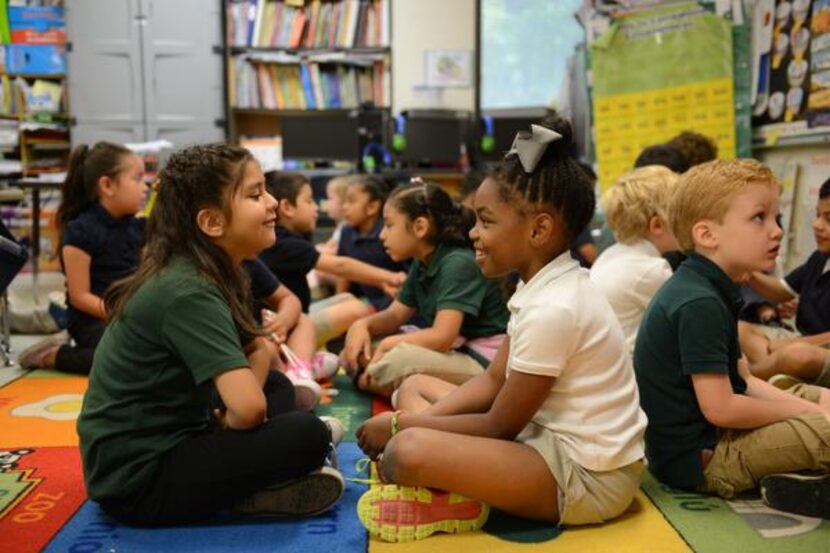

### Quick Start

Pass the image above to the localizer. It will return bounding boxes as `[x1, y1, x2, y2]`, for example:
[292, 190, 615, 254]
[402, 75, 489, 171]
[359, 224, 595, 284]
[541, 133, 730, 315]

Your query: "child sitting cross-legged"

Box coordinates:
[590, 165, 680, 353]
[353, 117, 647, 542]
[634, 159, 830, 519]
[259, 172, 405, 348]
[340, 180, 509, 400]
[78, 144, 344, 526]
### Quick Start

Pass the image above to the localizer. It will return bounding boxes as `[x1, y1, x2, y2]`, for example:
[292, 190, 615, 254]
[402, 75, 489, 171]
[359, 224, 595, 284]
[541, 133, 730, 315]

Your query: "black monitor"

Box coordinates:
[488, 116, 543, 159]
[281, 112, 360, 161]
[401, 113, 470, 165]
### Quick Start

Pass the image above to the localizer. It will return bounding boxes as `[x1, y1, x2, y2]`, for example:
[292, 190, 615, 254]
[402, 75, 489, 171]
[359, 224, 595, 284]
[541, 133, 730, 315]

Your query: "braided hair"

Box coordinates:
[491, 115, 595, 241]
[387, 181, 475, 248]
[105, 143, 260, 337]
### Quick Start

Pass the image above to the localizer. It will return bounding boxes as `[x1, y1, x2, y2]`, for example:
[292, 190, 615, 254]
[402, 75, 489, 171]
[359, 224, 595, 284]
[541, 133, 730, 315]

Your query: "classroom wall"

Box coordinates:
[758, 145, 830, 272]
[391, 0, 476, 113]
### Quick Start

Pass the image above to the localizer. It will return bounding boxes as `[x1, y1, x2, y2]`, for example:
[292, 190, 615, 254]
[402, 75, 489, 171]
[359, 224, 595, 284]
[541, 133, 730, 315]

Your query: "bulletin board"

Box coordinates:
[591, 2, 736, 190]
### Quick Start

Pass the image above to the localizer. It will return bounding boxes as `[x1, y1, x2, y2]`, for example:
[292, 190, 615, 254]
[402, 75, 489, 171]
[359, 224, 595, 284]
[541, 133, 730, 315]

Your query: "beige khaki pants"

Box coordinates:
[365, 342, 484, 389]
[704, 383, 830, 498]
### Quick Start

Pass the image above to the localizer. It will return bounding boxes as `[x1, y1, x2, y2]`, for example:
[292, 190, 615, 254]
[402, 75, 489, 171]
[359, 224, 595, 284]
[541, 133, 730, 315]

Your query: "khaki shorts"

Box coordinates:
[516, 422, 643, 526]
[703, 384, 830, 498]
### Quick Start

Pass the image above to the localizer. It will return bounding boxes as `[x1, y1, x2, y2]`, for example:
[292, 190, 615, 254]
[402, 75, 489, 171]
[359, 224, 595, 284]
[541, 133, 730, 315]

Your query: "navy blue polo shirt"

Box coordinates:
[337, 218, 407, 309]
[259, 226, 319, 313]
[785, 250, 830, 335]
[61, 203, 145, 327]
[243, 259, 281, 324]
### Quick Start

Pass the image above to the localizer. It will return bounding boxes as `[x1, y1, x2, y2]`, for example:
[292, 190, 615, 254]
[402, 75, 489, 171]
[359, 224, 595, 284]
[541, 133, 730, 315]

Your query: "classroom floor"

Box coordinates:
[1, 275, 829, 551]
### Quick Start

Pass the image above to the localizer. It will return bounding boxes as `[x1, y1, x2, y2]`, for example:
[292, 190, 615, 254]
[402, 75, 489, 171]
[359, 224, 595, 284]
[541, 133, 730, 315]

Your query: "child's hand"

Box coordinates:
[779, 298, 798, 319]
[381, 271, 407, 298]
[370, 336, 399, 365]
[356, 412, 395, 460]
[341, 321, 372, 375]
[261, 309, 290, 344]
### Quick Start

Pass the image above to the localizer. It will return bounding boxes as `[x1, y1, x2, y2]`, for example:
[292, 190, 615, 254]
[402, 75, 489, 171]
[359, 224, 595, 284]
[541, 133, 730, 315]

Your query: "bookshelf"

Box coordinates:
[0, 2, 69, 176]
[223, 0, 392, 165]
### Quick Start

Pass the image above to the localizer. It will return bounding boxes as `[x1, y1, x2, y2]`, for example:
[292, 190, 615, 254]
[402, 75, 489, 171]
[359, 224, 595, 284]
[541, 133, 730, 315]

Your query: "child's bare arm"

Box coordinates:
[214, 368, 267, 430]
[261, 285, 301, 343]
[423, 337, 510, 416]
[316, 253, 405, 291]
[370, 308, 464, 363]
[691, 372, 822, 429]
[63, 245, 106, 319]
[748, 271, 796, 302]
[363, 300, 414, 336]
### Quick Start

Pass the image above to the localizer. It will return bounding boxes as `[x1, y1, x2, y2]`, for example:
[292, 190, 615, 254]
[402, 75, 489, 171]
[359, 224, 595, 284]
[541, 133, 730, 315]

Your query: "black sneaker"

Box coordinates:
[234, 466, 345, 517]
[760, 473, 830, 519]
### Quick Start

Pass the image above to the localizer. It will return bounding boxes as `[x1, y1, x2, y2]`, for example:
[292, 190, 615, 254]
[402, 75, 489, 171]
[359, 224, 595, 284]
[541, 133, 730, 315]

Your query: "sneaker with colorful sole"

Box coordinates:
[357, 484, 489, 542]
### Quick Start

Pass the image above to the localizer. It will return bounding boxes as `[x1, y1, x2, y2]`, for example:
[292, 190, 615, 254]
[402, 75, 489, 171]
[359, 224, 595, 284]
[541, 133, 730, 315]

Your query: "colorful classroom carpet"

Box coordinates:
[1, 369, 829, 552]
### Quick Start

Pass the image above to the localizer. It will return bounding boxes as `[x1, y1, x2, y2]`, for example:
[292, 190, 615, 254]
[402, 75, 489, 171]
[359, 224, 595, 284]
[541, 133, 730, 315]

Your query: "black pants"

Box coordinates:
[54, 318, 106, 375]
[99, 371, 331, 526]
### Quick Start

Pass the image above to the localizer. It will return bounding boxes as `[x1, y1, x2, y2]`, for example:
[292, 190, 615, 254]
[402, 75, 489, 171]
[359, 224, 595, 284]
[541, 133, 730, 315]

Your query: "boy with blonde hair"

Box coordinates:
[634, 159, 830, 518]
[590, 165, 679, 351]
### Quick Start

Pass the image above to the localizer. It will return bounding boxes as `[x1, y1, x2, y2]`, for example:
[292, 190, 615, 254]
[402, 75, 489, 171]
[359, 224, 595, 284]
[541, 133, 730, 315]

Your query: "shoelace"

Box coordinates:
[346, 456, 385, 485]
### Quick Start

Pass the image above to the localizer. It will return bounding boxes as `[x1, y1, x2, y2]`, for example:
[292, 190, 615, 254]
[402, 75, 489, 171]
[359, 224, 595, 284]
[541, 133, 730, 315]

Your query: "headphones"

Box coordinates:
[361, 142, 392, 173]
[392, 114, 407, 153]
[480, 115, 495, 154]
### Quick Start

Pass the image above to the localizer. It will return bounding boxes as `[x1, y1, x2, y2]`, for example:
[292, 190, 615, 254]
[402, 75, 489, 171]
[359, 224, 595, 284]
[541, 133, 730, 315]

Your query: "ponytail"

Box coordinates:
[57, 141, 133, 235]
[388, 182, 475, 248]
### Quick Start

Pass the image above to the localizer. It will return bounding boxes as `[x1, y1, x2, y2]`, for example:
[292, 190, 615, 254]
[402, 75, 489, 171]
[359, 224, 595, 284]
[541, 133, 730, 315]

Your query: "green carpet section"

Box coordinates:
[315, 375, 371, 443]
[642, 471, 830, 552]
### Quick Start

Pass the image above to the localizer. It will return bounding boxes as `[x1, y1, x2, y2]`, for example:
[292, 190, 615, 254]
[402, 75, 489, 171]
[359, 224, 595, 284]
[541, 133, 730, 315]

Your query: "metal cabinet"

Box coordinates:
[66, 0, 225, 147]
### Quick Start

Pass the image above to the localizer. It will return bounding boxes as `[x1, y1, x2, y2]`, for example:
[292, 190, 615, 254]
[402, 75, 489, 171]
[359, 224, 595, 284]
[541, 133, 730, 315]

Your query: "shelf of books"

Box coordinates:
[0, 1, 69, 176]
[225, 0, 391, 162]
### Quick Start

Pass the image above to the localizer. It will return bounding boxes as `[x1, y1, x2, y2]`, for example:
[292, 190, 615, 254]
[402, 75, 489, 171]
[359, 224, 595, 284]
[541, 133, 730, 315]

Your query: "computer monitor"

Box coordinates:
[489, 116, 543, 159]
[281, 112, 360, 161]
[401, 114, 470, 166]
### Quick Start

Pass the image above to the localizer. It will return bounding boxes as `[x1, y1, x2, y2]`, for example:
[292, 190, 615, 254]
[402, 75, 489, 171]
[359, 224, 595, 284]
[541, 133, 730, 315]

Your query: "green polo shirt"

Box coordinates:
[77, 257, 249, 502]
[397, 244, 508, 359]
[633, 252, 746, 490]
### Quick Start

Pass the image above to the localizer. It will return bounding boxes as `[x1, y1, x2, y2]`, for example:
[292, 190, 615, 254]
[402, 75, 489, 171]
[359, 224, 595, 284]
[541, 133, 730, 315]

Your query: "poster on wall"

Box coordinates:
[753, 0, 814, 126]
[808, 0, 830, 126]
[591, 2, 736, 190]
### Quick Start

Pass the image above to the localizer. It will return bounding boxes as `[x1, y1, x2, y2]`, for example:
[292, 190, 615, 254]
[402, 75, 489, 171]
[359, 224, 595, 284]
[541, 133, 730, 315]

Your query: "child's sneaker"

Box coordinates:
[357, 484, 489, 542]
[234, 466, 345, 517]
[319, 415, 345, 446]
[17, 331, 69, 369]
[285, 371, 322, 411]
[311, 351, 340, 380]
[761, 473, 830, 519]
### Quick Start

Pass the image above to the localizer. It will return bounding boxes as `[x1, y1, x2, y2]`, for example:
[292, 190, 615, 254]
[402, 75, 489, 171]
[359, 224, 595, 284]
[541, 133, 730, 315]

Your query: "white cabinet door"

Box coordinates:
[66, 0, 146, 141]
[141, 0, 225, 145]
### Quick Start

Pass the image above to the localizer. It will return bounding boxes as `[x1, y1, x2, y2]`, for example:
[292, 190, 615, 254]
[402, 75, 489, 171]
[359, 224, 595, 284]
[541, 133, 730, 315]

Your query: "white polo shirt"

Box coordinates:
[507, 251, 647, 472]
[589, 239, 673, 353]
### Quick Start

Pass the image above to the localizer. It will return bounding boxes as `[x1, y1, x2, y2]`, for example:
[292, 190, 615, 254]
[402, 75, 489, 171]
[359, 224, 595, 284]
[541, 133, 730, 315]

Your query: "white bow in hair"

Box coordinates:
[507, 124, 562, 173]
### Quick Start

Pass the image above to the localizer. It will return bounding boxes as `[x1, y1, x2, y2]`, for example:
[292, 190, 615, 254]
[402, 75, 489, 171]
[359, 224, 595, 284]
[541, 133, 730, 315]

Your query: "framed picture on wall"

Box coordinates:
[424, 50, 473, 88]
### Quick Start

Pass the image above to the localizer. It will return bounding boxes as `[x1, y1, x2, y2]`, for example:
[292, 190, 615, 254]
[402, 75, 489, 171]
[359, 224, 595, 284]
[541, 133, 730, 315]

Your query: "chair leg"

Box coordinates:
[0, 291, 11, 366]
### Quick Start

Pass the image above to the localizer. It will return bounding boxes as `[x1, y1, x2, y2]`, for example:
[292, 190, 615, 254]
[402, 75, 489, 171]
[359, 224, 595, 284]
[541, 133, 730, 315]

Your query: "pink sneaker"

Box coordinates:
[284, 371, 322, 411]
[310, 352, 340, 380]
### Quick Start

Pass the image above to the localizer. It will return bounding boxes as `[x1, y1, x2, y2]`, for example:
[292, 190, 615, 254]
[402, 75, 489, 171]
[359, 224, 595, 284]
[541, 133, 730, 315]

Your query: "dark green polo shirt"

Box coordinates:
[397, 243, 508, 353]
[77, 257, 249, 502]
[633, 252, 746, 490]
